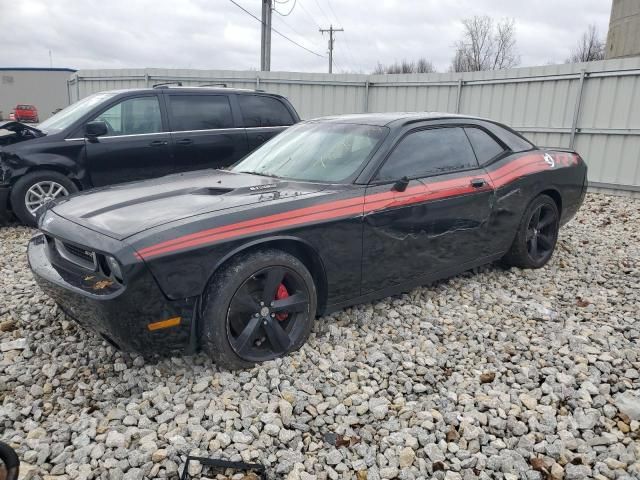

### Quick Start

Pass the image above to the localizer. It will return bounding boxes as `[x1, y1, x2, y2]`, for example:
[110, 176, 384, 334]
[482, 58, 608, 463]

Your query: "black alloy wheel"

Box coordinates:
[502, 193, 560, 269]
[526, 203, 558, 263]
[227, 266, 310, 362]
[200, 249, 317, 370]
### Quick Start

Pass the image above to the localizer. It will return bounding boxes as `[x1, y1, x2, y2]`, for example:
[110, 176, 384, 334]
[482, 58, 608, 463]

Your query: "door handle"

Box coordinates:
[176, 138, 193, 146]
[470, 178, 487, 188]
[149, 140, 168, 146]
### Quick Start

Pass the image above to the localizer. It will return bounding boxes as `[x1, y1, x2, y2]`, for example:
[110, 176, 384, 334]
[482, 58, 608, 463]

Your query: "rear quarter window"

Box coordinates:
[464, 127, 505, 164]
[238, 95, 294, 127]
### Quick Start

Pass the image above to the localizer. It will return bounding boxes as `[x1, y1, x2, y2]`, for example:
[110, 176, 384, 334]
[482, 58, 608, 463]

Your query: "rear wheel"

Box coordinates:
[10, 170, 77, 226]
[502, 194, 560, 269]
[200, 249, 317, 370]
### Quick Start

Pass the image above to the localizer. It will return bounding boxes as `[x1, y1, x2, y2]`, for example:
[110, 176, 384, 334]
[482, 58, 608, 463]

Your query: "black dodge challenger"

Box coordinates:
[28, 113, 587, 369]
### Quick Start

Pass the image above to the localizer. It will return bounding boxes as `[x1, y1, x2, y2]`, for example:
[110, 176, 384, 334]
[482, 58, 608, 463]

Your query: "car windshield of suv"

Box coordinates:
[37, 92, 118, 134]
[232, 122, 388, 183]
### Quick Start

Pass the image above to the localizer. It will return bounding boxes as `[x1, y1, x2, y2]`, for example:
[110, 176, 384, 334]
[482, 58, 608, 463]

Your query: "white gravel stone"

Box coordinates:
[1, 194, 639, 479]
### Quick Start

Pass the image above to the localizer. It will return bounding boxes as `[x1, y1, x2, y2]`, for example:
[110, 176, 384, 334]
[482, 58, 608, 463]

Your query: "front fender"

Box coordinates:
[1, 141, 88, 187]
[138, 234, 327, 302]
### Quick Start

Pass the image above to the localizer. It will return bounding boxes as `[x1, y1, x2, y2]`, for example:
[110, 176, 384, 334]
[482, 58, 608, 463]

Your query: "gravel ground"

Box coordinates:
[1, 193, 639, 480]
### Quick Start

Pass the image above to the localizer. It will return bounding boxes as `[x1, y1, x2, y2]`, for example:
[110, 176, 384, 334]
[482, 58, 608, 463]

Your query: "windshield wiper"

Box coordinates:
[237, 170, 283, 180]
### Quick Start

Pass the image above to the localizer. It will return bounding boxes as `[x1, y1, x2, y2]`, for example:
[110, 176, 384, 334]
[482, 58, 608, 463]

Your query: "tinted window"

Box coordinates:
[465, 127, 504, 164]
[169, 95, 233, 131]
[485, 123, 534, 152]
[238, 95, 294, 127]
[376, 127, 478, 181]
[94, 96, 162, 136]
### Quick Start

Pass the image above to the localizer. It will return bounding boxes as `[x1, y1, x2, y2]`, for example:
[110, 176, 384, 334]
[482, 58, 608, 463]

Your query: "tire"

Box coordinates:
[200, 249, 317, 370]
[502, 194, 560, 269]
[10, 170, 78, 226]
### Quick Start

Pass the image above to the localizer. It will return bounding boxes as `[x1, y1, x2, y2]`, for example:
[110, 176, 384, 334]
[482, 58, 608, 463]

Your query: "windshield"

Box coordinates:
[37, 92, 118, 134]
[232, 122, 388, 183]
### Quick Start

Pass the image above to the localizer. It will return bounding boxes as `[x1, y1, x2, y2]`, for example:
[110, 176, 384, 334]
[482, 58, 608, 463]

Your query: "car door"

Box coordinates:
[361, 126, 496, 294]
[236, 94, 296, 151]
[84, 94, 172, 187]
[166, 94, 248, 171]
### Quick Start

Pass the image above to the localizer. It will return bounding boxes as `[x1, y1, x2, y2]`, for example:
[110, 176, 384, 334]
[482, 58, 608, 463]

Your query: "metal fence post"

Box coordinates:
[144, 71, 150, 87]
[256, 75, 260, 90]
[455, 79, 463, 113]
[75, 75, 80, 102]
[570, 70, 587, 149]
[364, 79, 370, 113]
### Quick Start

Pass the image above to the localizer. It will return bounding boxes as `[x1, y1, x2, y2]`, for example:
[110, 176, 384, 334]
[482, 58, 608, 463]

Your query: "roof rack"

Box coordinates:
[152, 81, 183, 88]
[198, 83, 228, 88]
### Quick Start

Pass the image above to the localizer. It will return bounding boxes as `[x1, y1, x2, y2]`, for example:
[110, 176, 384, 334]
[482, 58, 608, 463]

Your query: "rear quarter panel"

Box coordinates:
[486, 149, 587, 254]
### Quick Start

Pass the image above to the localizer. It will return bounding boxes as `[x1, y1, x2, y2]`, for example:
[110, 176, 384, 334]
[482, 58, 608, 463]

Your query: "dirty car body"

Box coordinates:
[28, 113, 588, 357]
[0, 87, 299, 225]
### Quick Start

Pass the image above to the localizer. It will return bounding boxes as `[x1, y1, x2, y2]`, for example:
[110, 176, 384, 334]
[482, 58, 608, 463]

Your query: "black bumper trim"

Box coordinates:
[28, 234, 198, 355]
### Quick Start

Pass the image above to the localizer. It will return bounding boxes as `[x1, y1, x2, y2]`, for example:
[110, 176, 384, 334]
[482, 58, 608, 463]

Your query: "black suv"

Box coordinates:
[0, 86, 300, 225]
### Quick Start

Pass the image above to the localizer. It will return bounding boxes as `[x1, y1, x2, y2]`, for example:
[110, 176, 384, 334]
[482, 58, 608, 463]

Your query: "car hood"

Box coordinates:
[49, 170, 328, 240]
[0, 121, 44, 146]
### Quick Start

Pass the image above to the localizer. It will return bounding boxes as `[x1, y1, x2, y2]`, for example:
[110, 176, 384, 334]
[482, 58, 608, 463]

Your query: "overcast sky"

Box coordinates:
[0, 0, 612, 73]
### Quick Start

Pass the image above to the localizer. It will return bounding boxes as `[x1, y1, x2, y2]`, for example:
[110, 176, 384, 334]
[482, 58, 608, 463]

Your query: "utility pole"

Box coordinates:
[319, 25, 343, 73]
[260, 0, 272, 71]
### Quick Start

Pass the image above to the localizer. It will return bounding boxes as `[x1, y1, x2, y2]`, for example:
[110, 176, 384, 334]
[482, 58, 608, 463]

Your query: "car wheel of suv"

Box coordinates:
[10, 170, 78, 226]
[502, 194, 560, 269]
[200, 249, 317, 370]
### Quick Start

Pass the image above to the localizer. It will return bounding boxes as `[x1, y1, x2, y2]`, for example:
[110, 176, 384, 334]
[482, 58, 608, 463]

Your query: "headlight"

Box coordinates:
[105, 255, 123, 282]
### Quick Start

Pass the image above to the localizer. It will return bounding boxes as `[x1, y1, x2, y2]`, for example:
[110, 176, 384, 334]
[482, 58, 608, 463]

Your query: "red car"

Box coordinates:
[14, 104, 39, 123]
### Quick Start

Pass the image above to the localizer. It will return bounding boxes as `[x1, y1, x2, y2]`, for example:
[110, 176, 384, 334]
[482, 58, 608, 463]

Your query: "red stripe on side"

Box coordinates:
[140, 203, 365, 258]
[137, 194, 365, 257]
[137, 153, 549, 259]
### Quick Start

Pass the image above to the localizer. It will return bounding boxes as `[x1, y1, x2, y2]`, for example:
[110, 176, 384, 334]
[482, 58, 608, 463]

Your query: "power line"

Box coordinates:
[313, 0, 332, 24]
[229, 0, 325, 58]
[274, 0, 296, 16]
[297, 0, 322, 30]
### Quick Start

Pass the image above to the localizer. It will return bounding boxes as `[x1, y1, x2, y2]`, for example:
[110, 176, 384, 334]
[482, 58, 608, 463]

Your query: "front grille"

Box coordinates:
[54, 239, 97, 270]
[63, 242, 94, 263]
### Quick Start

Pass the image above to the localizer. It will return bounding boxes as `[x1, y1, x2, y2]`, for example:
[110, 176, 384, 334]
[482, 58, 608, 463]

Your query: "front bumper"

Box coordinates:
[0, 187, 11, 224]
[28, 233, 198, 355]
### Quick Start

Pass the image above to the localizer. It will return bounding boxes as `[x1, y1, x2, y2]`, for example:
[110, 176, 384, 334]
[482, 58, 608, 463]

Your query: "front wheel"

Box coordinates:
[10, 170, 78, 226]
[502, 194, 560, 269]
[200, 249, 317, 370]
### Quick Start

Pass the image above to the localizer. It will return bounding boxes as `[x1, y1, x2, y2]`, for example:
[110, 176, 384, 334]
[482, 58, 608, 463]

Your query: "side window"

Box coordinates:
[376, 127, 478, 182]
[168, 95, 234, 131]
[94, 96, 162, 136]
[465, 127, 505, 164]
[238, 95, 294, 127]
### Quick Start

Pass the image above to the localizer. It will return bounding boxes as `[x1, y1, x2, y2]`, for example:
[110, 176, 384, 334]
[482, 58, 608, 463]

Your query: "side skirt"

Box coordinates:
[322, 252, 506, 315]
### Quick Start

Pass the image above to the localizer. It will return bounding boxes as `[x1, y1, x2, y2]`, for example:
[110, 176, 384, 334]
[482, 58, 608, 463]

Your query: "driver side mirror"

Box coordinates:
[84, 121, 108, 140]
[392, 176, 410, 192]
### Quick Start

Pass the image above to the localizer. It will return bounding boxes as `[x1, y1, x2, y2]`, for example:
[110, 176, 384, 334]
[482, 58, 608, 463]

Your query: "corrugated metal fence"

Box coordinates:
[69, 58, 640, 194]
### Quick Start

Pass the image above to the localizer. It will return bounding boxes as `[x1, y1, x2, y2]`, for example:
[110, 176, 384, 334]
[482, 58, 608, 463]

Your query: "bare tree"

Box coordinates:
[450, 16, 519, 72]
[373, 58, 436, 74]
[566, 24, 605, 63]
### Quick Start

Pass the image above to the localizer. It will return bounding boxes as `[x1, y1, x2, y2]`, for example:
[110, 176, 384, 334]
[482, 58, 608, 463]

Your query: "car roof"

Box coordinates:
[102, 87, 286, 97]
[311, 112, 488, 127]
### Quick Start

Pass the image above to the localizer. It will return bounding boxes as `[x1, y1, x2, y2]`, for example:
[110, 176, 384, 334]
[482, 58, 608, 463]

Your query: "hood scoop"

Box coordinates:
[190, 187, 234, 196]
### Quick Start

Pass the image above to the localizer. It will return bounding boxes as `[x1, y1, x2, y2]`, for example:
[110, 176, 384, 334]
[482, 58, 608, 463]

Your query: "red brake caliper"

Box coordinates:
[275, 283, 289, 321]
